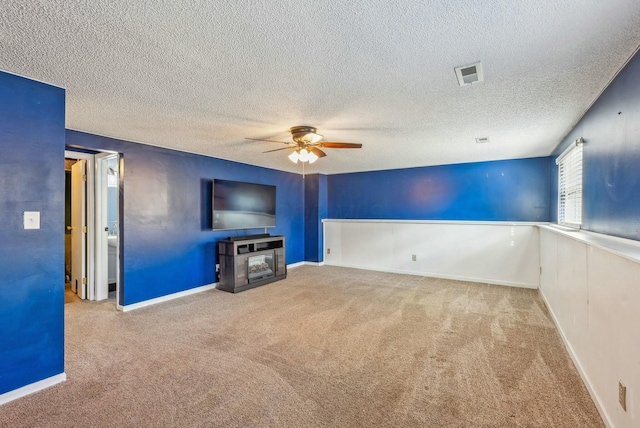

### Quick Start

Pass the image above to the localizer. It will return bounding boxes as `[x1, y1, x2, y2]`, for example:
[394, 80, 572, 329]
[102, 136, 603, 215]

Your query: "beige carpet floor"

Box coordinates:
[64, 282, 82, 304]
[1, 266, 603, 427]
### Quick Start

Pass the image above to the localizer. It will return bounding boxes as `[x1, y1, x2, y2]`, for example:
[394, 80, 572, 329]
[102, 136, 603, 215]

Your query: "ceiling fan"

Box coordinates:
[246, 126, 362, 164]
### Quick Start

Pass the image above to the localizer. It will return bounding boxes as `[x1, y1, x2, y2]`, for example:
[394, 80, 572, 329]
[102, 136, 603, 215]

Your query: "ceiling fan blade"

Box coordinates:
[246, 137, 291, 144]
[310, 147, 327, 158]
[319, 142, 363, 149]
[262, 146, 295, 153]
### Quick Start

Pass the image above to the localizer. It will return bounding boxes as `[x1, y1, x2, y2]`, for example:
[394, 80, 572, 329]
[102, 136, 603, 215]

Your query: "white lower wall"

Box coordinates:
[539, 227, 640, 428]
[324, 220, 640, 426]
[323, 220, 540, 288]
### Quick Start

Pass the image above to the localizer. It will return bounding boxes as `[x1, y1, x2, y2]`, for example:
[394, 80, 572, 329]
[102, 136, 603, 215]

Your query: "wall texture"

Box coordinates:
[0, 72, 65, 394]
[328, 157, 552, 222]
[550, 49, 640, 241]
[66, 130, 305, 306]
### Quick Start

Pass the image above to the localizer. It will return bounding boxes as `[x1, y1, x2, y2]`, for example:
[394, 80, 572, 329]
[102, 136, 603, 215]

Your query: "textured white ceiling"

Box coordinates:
[2, 1, 640, 174]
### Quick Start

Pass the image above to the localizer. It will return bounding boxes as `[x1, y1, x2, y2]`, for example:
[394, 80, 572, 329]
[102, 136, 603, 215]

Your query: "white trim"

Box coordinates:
[539, 224, 640, 265]
[124, 263, 315, 312]
[119, 256, 313, 312]
[323, 263, 538, 289]
[287, 261, 306, 269]
[121, 283, 217, 312]
[538, 290, 612, 428]
[287, 261, 324, 269]
[94, 153, 120, 303]
[65, 150, 96, 300]
[0, 373, 66, 406]
[94, 153, 109, 301]
[322, 219, 547, 226]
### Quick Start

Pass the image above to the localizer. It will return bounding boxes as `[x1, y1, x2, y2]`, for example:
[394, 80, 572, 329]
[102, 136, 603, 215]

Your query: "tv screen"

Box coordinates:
[212, 179, 276, 230]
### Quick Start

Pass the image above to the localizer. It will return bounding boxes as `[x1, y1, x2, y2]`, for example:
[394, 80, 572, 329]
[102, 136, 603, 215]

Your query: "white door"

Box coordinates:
[71, 160, 87, 299]
[95, 153, 117, 301]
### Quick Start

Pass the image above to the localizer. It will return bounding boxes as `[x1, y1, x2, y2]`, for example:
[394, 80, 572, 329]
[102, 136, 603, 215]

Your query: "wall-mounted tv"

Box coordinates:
[212, 179, 276, 230]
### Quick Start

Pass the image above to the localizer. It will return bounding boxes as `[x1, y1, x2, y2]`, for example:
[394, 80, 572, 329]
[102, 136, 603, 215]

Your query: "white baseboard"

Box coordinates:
[287, 261, 325, 269]
[538, 289, 612, 428]
[287, 261, 306, 269]
[0, 373, 66, 406]
[122, 262, 327, 311]
[121, 283, 218, 312]
[323, 263, 537, 289]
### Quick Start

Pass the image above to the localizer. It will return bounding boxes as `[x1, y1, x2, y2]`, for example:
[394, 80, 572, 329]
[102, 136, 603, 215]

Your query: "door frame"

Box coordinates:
[70, 159, 86, 297]
[66, 148, 123, 308]
[95, 153, 120, 303]
[65, 150, 96, 299]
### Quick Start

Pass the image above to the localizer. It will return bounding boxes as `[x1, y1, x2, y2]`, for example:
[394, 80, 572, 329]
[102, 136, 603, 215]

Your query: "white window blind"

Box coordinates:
[556, 139, 583, 227]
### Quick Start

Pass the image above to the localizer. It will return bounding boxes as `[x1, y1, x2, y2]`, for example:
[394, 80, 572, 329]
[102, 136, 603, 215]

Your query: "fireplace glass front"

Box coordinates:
[247, 252, 275, 283]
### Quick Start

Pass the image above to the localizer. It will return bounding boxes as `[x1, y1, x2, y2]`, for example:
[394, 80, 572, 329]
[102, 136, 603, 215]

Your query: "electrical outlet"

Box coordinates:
[412, 254, 417, 261]
[327, 248, 331, 255]
[619, 381, 627, 411]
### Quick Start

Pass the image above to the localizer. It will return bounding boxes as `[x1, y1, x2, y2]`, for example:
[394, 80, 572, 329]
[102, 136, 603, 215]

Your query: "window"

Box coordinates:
[556, 138, 583, 227]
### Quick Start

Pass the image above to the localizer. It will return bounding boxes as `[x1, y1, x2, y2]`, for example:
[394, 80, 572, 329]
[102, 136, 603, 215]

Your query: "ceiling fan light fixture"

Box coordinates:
[288, 150, 300, 163]
[305, 132, 323, 144]
[307, 151, 319, 164]
[257, 126, 361, 164]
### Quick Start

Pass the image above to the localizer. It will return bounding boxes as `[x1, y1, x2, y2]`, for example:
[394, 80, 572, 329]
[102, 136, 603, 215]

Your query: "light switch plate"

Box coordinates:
[24, 211, 41, 230]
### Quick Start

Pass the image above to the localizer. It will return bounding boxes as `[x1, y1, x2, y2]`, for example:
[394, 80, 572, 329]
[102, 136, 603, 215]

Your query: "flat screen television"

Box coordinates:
[212, 179, 276, 230]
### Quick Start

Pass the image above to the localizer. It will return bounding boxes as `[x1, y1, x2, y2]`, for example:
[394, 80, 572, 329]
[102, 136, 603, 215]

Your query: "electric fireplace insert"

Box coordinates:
[217, 235, 286, 293]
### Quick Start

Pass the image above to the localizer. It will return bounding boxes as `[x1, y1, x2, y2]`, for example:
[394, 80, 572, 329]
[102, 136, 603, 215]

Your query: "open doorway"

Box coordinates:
[64, 150, 121, 307]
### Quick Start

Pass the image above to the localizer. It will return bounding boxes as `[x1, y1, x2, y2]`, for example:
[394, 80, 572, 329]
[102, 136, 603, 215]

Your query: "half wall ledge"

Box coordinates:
[539, 224, 640, 265]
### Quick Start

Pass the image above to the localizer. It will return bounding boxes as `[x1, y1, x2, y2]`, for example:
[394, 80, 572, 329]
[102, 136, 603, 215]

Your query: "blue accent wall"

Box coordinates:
[550, 50, 640, 241]
[304, 175, 319, 262]
[318, 174, 328, 261]
[304, 174, 328, 262]
[65, 130, 305, 305]
[0, 72, 65, 394]
[328, 157, 552, 221]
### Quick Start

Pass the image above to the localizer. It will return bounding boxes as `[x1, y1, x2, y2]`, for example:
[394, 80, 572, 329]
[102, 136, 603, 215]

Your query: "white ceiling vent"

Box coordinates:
[455, 62, 484, 86]
[475, 137, 490, 144]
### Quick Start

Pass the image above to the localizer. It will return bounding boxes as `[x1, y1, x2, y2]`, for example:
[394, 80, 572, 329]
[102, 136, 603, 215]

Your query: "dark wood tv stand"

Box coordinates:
[217, 235, 286, 293]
